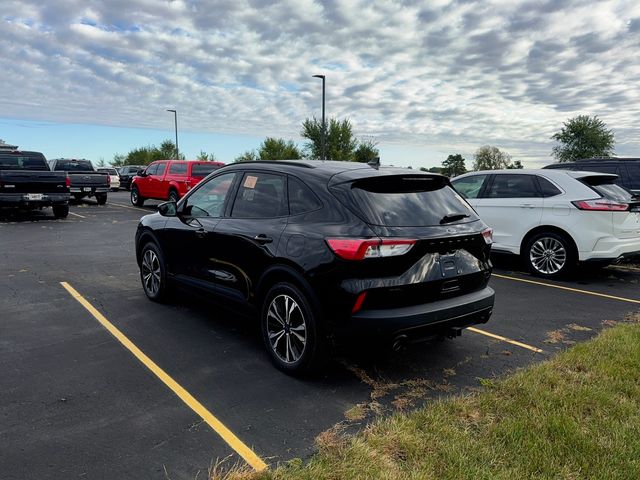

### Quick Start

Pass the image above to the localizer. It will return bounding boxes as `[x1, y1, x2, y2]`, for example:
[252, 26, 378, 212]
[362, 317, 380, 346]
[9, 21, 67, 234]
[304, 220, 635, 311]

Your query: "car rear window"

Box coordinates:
[581, 176, 634, 203]
[98, 168, 118, 175]
[53, 159, 94, 171]
[348, 175, 478, 227]
[0, 154, 49, 170]
[192, 163, 222, 177]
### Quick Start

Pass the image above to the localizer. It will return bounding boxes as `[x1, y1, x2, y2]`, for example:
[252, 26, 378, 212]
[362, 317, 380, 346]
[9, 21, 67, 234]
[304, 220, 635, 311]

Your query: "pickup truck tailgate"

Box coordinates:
[0, 171, 68, 193]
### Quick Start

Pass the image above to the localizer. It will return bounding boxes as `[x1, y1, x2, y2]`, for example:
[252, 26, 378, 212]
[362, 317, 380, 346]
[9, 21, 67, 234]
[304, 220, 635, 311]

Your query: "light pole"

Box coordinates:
[312, 74, 325, 160]
[166, 109, 179, 159]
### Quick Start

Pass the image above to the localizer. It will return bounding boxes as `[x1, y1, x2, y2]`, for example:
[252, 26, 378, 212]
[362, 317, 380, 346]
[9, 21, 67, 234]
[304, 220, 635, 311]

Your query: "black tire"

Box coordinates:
[139, 242, 171, 302]
[524, 231, 576, 279]
[73, 194, 84, 201]
[131, 186, 145, 207]
[168, 189, 179, 203]
[96, 193, 107, 205]
[261, 282, 327, 375]
[52, 205, 69, 218]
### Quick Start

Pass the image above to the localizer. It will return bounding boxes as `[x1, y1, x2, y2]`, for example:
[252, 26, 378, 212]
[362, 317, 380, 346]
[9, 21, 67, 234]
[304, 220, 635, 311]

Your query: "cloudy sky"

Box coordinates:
[1, 0, 639, 168]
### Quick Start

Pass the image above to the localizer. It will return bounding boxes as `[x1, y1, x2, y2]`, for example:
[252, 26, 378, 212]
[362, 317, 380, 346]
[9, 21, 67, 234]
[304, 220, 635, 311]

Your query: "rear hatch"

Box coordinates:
[329, 172, 492, 309]
[578, 175, 640, 239]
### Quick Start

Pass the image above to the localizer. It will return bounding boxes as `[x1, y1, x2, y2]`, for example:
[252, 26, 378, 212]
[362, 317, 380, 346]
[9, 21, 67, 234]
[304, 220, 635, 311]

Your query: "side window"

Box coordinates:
[169, 162, 188, 175]
[288, 176, 322, 215]
[486, 174, 540, 198]
[537, 176, 562, 197]
[231, 172, 287, 218]
[145, 164, 158, 176]
[626, 164, 640, 190]
[452, 175, 488, 199]
[184, 173, 237, 218]
[155, 163, 167, 176]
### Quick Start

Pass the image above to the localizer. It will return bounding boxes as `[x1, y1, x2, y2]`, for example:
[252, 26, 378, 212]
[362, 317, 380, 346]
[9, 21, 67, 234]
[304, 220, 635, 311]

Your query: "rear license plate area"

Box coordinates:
[439, 254, 459, 278]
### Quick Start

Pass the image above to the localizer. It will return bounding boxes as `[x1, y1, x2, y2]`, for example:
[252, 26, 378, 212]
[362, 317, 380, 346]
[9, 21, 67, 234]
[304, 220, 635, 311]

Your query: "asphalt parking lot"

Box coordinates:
[2, 191, 639, 479]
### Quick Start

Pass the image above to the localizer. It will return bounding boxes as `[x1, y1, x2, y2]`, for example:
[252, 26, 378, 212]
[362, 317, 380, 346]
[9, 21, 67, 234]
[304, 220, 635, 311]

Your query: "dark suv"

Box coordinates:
[544, 158, 640, 195]
[135, 161, 495, 373]
[119, 165, 145, 190]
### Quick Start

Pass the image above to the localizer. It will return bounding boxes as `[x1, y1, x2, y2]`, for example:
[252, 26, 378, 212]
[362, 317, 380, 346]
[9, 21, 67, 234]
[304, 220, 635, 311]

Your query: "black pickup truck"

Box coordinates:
[48, 158, 110, 204]
[0, 148, 70, 218]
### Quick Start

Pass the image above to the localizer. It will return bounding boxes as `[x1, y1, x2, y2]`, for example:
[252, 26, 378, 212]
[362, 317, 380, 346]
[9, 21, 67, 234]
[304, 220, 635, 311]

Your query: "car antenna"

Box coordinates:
[368, 156, 380, 169]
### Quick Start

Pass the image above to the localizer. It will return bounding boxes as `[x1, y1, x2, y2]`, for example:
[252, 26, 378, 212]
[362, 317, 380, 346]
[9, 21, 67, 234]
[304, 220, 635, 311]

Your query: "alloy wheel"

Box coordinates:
[266, 294, 307, 364]
[529, 237, 567, 275]
[141, 249, 161, 296]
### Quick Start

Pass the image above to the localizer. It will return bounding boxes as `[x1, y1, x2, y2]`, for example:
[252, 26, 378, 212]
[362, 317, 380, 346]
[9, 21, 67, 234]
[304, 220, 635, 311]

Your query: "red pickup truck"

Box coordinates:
[130, 160, 225, 206]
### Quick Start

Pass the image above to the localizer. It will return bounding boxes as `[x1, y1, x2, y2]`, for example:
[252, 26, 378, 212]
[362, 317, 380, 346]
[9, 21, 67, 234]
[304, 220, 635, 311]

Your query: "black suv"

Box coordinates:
[544, 158, 640, 195]
[119, 165, 144, 190]
[135, 161, 495, 373]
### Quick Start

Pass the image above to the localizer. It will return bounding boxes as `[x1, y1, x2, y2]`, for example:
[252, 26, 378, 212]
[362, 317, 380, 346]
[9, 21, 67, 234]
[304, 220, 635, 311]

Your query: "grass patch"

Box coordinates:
[224, 321, 640, 480]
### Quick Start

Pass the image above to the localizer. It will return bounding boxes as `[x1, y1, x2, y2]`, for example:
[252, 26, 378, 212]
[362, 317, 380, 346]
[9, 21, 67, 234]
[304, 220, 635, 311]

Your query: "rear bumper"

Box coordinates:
[580, 237, 640, 262]
[347, 286, 495, 338]
[0, 193, 69, 207]
[70, 187, 109, 195]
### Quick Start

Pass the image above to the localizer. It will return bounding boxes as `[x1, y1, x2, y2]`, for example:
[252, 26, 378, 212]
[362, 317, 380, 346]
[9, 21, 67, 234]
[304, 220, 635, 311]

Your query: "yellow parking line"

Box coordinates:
[493, 273, 640, 304]
[467, 327, 545, 354]
[69, 212, 86, 219]
[60, 281, 268, 472]
[110, 202, 149, 212]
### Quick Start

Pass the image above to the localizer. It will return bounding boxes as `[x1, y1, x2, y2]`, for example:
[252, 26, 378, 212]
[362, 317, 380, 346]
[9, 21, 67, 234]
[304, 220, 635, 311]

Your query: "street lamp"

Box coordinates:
[166, 109, 179, 159]
[312, 74, 325, 160]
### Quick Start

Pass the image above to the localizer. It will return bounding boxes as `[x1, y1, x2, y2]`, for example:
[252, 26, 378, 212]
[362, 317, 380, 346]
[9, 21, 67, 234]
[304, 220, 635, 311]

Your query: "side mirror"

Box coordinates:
[158, 201, 178, 217]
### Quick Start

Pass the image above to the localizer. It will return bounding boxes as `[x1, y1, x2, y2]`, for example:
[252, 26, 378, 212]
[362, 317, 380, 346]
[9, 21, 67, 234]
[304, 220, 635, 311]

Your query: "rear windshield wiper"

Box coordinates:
[440, 213, 470, 224]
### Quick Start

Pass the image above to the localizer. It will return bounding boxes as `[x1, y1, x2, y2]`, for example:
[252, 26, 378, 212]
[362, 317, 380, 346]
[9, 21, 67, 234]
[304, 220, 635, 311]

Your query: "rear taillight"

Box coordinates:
[481, 227, 493, 244]
[326, 238, 416, 260]
[106, 175, 111, 185]
[352, 291, 368, 314]
[65, 175, 71, 188]
[572, 199, 629, 211]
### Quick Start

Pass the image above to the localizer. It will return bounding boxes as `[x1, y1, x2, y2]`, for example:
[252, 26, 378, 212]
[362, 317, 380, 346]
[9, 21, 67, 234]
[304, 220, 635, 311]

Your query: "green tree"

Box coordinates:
[258, 137, 302, 160]
[353, 137, 380, 163]
[112, 140, 183, 166]
[473, 146, 513, 170]
[96, 157, 107, 168]
[234, 150, 259, 163]
[112, 154, 126, 167]
[196, 150, 218, 161]
[441, 154, 467, 177]
[420, 167, 442, 173]
[301, 117, 358, 160]
[551, 115, 615, 162]
[507, 160, 524, 169]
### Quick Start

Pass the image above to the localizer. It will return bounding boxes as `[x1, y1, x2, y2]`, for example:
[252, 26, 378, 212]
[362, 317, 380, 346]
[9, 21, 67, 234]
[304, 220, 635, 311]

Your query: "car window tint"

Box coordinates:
[625, 164, 640, 189]
[537, 176, 562, 197]
[184, 173, 237, 218]
[145, 164, 158, 176]
[169, 162, 187, 174]
[349, 175, 478, 227]
[232, 173, 287, 218]
[288, 176, 322, 215]
[486, 174, 540, 198]
[192, 163, 222, 177]
[451, 175, 487, 199]
[155, 163, 167, 176]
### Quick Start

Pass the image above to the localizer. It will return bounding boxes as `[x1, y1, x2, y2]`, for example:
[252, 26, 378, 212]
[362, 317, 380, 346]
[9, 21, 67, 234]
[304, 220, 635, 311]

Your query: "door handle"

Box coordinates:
[254, 234, 273, 244]
[518, 203, 534, 208]
[195, 228, 207, 238]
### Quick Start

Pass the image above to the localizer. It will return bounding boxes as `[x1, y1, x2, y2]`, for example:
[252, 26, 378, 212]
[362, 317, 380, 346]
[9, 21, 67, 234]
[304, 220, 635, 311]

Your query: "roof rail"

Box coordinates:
[232, 160, 315, 168]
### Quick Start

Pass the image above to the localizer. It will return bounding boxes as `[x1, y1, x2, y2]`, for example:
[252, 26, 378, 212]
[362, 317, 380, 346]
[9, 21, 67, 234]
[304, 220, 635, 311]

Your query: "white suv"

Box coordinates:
[452, 169, 640, 278]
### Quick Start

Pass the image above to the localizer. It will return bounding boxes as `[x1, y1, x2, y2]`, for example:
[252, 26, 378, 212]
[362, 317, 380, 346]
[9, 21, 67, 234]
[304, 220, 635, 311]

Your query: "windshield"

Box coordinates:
[0, 154, 49, 171]
[192, 163, 222, 177]
[349, 175, 478, 227]
[53, 160, 94, 172]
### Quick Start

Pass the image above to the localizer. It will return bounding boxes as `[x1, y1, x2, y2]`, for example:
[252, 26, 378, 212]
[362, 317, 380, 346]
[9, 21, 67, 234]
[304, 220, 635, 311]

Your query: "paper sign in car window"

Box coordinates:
[244, 175, 258, 189]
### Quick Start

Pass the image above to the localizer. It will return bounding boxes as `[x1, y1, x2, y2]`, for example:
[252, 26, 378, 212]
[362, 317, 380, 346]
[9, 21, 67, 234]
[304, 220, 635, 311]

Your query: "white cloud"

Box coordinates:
[1, 0, 639, 165]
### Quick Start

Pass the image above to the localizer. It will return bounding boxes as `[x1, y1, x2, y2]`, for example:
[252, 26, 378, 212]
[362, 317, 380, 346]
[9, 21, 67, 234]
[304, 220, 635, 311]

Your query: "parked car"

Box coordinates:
[118, 165, 144, 190]
[452, 169, 640, 278]
[544, 158, 640, 195]
[49, 158, 110, 204]
[130, 160, 225, 206]
[135, 161, 495, 373]
[97, 167, 121, 191]
[0, 145, 70, 218]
